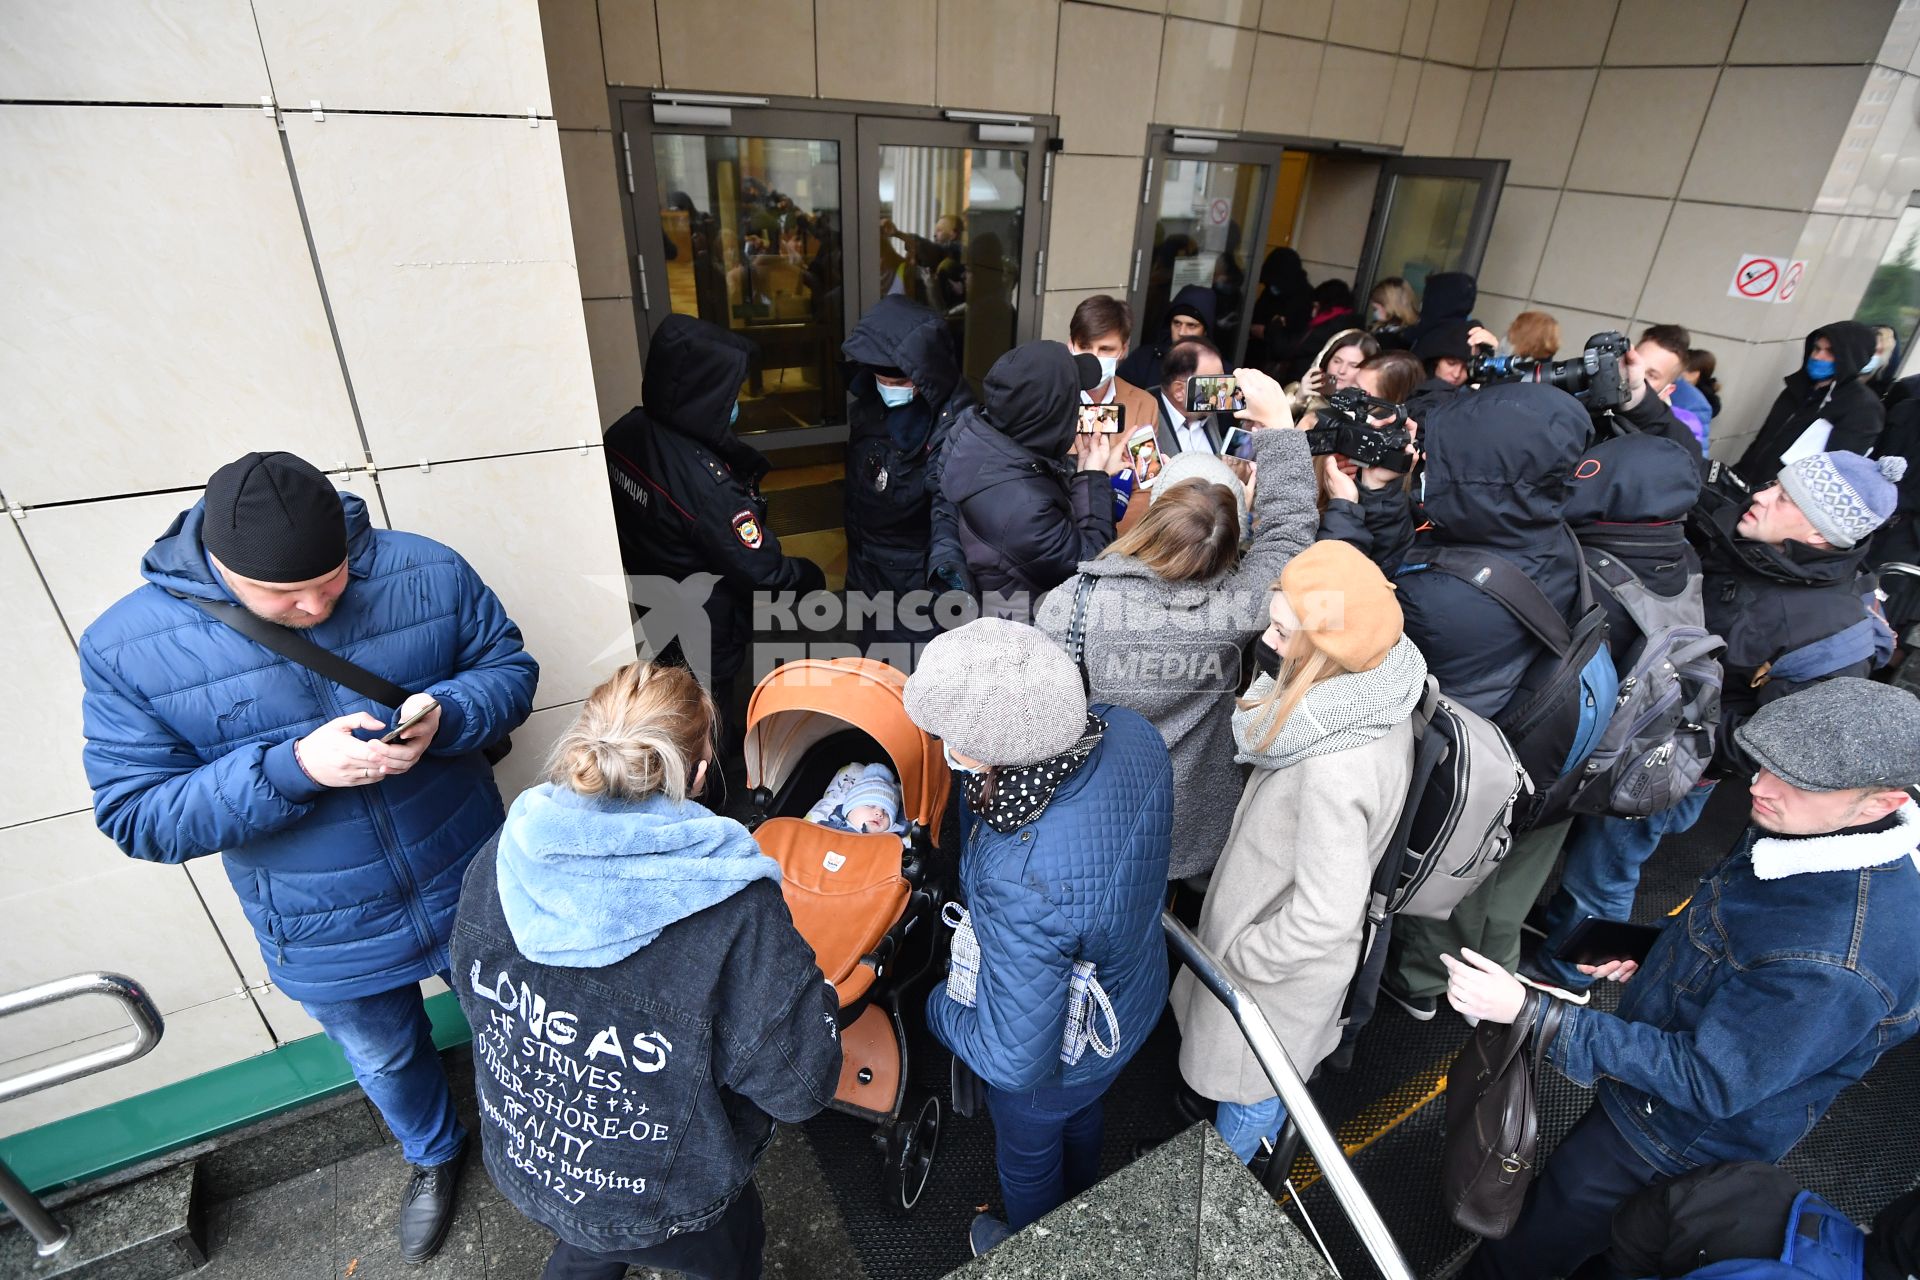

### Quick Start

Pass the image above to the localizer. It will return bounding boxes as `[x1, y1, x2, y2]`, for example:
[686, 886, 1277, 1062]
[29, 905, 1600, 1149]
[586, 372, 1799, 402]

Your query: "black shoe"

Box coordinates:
[398, 1154, 463, 1264]
[1380, 977, 1437, 1022]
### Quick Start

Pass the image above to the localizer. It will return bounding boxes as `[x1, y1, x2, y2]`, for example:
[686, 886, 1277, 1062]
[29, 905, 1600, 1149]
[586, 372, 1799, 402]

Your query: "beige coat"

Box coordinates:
[1171, 722, 1415, 1104]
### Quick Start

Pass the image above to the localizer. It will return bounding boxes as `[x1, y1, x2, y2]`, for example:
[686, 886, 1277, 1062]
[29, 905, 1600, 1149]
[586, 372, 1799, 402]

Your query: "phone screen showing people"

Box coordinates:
[1077, 403, 1126, 434]
[1186, 374, 1245, 415]
[1220, 425, 1255, 460]
[1127, 424, 1162, 484]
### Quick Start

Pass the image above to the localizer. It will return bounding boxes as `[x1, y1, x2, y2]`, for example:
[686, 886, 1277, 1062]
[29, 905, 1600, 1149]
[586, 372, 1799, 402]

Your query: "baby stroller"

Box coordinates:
[744, 657, 951, 1212]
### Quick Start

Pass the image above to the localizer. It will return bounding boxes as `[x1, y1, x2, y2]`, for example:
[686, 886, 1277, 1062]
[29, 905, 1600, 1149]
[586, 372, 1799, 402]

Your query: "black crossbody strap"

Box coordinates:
[1065, 575, 1098, 694]
[191, 598, 411, 707]
[1426, 546, 1575, 656]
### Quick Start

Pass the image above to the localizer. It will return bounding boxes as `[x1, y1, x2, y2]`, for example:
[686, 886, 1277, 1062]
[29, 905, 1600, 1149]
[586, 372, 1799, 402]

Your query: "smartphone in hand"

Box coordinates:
[380, 698, 438, 745]
[1187, 374, 1244, 414]
[1077, 403, 1126, 434]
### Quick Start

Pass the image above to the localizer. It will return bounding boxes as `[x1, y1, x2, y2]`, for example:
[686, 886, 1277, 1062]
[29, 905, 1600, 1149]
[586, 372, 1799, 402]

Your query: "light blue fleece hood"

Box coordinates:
[494, 783, 781, 968]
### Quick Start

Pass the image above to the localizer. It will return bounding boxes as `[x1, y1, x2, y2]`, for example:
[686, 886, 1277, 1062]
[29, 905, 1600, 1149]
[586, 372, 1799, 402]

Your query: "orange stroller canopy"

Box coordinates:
[744, 657, 949, 843]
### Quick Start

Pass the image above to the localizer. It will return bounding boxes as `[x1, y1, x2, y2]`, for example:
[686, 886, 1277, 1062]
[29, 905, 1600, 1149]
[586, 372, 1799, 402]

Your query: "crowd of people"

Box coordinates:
[71, 255, 1920, 1279]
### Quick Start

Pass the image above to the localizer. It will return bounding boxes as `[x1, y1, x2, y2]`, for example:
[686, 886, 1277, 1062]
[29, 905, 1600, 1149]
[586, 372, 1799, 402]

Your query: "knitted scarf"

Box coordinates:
[1231, 635, 1427, 771]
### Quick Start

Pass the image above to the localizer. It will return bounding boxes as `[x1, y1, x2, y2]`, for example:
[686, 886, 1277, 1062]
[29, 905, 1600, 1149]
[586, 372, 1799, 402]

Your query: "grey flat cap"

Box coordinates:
[1733, 677, 1920, 792]
[903, 618, 1087, 767]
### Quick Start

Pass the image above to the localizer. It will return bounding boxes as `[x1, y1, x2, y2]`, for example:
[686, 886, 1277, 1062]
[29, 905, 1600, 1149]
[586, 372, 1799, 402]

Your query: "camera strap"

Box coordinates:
[1065, 575, 1098, 696]
[1425, 529, 1593, 657]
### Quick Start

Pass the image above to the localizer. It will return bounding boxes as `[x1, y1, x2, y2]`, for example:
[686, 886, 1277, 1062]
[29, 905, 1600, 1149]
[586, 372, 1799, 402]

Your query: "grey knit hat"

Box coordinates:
[1777, 451, 1906, 549]
[1153, 449, 1247, 511]
[903, 618, 1088, 767]
[1733, 677, 1920, 791]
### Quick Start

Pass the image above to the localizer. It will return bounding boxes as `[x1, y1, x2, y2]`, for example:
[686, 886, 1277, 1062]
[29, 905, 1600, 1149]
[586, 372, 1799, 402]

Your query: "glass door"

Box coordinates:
[1352, 157, 1508, 312]
[854, 116, 1051, 397]
[621, 101, 859, 441]
[1128, 133, 1282, 370]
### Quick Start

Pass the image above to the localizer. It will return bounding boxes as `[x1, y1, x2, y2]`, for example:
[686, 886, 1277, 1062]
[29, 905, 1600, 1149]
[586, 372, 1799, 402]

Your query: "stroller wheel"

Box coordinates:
[885, 1094, 942, 1214]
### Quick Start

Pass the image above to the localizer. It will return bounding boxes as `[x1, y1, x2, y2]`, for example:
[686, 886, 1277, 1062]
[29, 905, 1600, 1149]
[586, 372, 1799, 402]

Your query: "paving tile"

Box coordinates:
[195, 1167, 335, 1280]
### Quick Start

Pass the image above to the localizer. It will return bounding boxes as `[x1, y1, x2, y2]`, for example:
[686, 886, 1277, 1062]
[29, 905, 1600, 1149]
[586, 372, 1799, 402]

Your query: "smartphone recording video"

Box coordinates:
[1077, 403, 1126, 434]
[1186, 374, 1246, 415]
[1220, 425, 1255, 460]
[1126, 424, 1162, 484]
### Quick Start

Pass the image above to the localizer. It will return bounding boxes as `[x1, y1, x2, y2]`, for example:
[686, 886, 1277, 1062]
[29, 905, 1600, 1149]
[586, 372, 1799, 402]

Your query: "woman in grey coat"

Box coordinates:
[1035, 369, 1318, 881]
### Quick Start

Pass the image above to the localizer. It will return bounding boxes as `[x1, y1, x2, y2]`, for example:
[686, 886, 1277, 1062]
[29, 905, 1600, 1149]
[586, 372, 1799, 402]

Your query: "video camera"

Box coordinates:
[1468, 331, 1631, 411]
[1305, 388, 1415, 473]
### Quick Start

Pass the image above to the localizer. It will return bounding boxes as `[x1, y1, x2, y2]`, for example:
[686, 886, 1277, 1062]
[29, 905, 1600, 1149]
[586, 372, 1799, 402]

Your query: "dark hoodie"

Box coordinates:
[1250, 248, 1313, 364]
[941, 341, 1116, 603]
[1333, 383, 1592, 717]
[604, 315, 825, 685]
[1564, 434, 1703, 647]
[1116, 284, 1218, 393]
[1734, 320, 1884, 486]
[840, 296, 976, 598]
[1401, 271, 1478, 349]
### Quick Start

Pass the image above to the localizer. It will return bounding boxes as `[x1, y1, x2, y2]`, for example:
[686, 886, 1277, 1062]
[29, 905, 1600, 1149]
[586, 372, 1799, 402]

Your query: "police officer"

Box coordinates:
[604, 316, 824, 742]
[841, 294, 974, 641]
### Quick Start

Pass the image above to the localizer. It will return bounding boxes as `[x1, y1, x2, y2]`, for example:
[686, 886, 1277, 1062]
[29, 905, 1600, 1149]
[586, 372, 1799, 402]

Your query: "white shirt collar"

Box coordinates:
[1081, 380, 1117, 405]
[1160, 391, 1187, 428]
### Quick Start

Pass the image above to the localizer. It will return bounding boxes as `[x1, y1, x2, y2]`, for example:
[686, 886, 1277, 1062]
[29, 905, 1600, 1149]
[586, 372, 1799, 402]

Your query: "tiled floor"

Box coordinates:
[191, 1124, 865, 1280]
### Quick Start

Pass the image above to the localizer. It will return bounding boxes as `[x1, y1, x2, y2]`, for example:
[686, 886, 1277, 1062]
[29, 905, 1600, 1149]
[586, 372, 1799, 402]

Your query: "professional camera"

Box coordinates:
[1467, 331, 1631, 411]
[1306, 388, 1415, 473]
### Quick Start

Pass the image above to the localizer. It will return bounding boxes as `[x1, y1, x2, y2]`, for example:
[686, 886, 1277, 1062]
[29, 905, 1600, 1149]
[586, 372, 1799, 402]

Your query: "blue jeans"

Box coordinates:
[984, 1078, 1110, 1230]
[301, 974, 465, 1167]
[1534, 784, 1716, 990]
[1214, 1098, 1288, 1164]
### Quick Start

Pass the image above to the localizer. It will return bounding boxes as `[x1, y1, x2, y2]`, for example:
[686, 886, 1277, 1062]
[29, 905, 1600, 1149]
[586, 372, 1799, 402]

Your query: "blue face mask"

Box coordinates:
[1806, 357, 1836, 381]
[876, 381, 916, 408]
[730, 401, 740, 425]
[942, 742, 983, 775]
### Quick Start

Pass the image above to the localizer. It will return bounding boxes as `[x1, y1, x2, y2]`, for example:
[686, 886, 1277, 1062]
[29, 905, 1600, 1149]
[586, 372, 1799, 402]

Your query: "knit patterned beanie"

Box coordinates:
[1777, 450, 1905, 549]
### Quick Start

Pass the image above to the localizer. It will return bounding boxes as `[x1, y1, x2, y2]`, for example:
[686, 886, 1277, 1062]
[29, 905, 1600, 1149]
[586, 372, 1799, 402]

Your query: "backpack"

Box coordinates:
[1566, 555, 1725, 819]
[1676, 1190, 1868, 1280]
[1424, 531, 1617, 830]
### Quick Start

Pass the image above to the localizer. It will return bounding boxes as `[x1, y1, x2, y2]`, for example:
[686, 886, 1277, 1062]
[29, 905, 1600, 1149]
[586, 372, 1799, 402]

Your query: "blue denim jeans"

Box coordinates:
[1533, 784, 1716, 990]
[1214, 1098, 1288, 1164]
[301, 974, 465, 1167]
[984, 1078, 1110, 1230]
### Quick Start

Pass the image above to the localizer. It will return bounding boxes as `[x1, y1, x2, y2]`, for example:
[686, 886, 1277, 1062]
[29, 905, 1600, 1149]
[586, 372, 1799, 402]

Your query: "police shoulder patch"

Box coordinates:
[731, 508, 764, 549]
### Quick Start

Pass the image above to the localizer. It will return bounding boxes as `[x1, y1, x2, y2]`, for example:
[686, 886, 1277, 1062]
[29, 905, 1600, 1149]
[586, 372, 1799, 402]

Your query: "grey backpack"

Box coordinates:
[1387, 678, 1532, 922]
[1565, 554, 1724, 819]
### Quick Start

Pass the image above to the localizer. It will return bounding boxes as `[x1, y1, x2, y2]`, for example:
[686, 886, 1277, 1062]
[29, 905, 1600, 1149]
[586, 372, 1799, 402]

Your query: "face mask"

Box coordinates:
[942, 742, 983, 775]
[1861, 352, 1885, 377]
[1096, 355, 1118, 383]
[877, 381, 916, 408]
[729, 401, 740, 426]
[1252, 638, 1283, 679]
[1806, 357, 1836, 381]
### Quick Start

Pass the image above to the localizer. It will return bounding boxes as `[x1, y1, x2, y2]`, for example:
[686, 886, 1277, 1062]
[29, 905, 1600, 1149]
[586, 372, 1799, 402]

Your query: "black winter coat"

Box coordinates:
[451, 841, 839, 1254]
[1327, 383, 1592, 718]
[941, 341, 1116, 605]
[604, 316, 825, 685]
[1116, 284, 1218, 393]
[1565, 434, 1703, 648]
[1870, 375, 1920, 626]
[840, 297, 974, 597]
[1400, 271, 1477, 350]
[1735, 321, 1885, 486]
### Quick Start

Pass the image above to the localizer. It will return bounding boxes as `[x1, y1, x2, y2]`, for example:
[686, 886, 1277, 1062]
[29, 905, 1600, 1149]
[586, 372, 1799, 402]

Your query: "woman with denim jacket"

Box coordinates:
[904, 618, 1173, 1258]
[451, 663, 841, 1280]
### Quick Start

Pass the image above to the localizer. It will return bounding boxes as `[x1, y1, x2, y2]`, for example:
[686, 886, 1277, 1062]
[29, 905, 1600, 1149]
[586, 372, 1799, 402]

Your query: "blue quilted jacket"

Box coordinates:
[79, 493, 538, 1002]
[926, 706, 1173, 1092]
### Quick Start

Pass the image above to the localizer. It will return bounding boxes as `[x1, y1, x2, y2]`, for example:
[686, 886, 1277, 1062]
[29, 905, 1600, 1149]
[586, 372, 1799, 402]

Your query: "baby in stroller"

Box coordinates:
[806, 762, 907, 835]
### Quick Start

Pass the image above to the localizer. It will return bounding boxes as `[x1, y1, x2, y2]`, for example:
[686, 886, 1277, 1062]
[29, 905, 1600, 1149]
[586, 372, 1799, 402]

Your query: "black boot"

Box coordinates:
[398, 1153, 463, 1264]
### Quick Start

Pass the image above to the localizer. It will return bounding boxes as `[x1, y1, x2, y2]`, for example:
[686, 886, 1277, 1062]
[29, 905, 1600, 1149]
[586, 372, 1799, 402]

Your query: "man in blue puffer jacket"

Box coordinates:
[79, 452, 537, 1263]
[903, 618, 1173, 1257]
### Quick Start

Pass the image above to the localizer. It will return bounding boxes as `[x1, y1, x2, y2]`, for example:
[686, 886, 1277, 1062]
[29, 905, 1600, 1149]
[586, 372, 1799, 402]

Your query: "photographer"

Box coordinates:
[1288, 328, 1379, 416]
[1322, 384, 1595, 1019]
[1036, 369, 1318, 883]
[941, 341, 1127, 603]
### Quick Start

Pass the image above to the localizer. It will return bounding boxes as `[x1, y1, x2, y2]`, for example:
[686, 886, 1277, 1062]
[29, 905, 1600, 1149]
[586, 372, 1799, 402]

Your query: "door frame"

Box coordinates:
[1125, 127, 1285, 369]
[1350, 156, 1509, 307]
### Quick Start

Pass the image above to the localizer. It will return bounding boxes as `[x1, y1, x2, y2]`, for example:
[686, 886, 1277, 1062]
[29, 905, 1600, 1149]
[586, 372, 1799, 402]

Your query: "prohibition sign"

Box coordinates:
[1208, 197, 1231, 225]
[1736, 257, 1779, 298]
[1777, 260, 1805, 303]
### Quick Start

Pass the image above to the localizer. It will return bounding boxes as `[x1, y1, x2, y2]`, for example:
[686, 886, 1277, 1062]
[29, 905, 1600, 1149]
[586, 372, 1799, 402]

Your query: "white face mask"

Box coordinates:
[942, 742, 983, 775]
[1096, 354, 1119, 383]
[876, 380, 916, 408]
[1861, 352, 1885, 377]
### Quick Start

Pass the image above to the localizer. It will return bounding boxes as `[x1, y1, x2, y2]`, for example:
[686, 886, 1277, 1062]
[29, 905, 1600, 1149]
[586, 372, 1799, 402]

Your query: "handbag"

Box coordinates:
[190, 599, 513, 765]
[1441, 989, 1566, 1239]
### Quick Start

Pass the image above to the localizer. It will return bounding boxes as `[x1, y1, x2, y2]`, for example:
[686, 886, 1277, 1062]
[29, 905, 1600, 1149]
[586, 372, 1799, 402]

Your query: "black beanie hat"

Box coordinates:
[200, 452, 348, 584]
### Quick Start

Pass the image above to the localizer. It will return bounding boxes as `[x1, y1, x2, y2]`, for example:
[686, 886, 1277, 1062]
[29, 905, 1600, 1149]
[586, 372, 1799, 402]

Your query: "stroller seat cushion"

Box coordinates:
[754, 817, 911, 1001]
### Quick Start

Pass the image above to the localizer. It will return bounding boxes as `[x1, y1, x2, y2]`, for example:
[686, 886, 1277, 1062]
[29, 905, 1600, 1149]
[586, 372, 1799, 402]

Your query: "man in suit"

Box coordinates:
[1156, 339, 1225, 458]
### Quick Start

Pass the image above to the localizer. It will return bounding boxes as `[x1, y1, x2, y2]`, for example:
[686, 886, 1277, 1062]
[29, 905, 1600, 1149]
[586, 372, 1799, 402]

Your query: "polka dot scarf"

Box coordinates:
[966, 713, 1107, 834]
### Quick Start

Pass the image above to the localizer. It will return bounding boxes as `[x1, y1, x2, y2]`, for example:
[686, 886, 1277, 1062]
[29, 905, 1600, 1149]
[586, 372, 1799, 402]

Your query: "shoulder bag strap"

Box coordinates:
[190, 598, 411, 707]
[1425, 547, 1575, 656]
[1064, 575, 1098, 695]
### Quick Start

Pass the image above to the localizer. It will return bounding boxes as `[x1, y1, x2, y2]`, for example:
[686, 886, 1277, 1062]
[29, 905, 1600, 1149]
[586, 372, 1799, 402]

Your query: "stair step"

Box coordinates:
[0, 1161, 205, 1279]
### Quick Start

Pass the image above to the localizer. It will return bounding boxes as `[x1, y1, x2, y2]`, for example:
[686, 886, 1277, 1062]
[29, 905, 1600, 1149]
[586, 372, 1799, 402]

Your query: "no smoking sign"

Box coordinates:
[1728, 252, 1807, 304]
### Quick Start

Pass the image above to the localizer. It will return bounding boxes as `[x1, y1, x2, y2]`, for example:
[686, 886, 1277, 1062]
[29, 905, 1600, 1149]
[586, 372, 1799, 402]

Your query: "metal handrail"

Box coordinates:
[1162, 911, 1415, 1280]
[0, 972, 165, 1257]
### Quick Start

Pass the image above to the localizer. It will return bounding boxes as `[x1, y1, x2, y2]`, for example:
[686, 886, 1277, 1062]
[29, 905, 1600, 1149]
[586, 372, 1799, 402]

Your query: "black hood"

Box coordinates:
[640, 315, 761, 469]
[1420, 383, 1592, 547]
[1804, 320, 1878, 383]
[842, 295, 962, 407]
[1260, 247, 1308, 290]
[1168, 283, 1218, 332]
[981, 340, 1080, 457]
[1420, 272, 1477, 323]
[1564, 434, 1702, 526]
